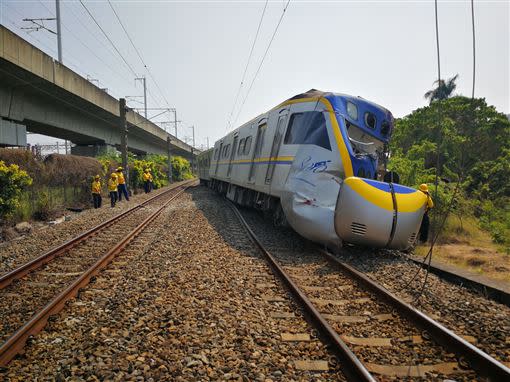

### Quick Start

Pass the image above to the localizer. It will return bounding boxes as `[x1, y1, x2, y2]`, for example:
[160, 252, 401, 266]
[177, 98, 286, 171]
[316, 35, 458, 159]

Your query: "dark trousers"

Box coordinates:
[419, 211, 430, 242]
[144, 181, 151, 193]
[92, 193, 102, 209]
[109, 191, 117, 207]
[118, 184, 129, 201]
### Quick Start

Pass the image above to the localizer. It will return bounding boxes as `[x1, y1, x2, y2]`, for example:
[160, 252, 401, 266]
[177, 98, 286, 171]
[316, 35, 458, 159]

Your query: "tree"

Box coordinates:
[0, 161, 33, 219]
[424, 74, 459, 103]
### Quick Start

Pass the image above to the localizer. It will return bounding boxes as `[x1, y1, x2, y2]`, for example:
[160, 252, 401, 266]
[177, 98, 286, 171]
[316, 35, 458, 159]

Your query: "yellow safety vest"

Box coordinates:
[117, 172, 125, 185]
[91, 180, 101, 194]
[108, 178, 118, 192]
[142, 172, 151, 181]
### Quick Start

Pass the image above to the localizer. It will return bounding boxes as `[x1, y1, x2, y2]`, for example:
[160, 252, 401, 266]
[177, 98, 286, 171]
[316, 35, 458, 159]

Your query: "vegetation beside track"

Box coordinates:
[389, 92, 510, 266]
[0, 149, 193, 226]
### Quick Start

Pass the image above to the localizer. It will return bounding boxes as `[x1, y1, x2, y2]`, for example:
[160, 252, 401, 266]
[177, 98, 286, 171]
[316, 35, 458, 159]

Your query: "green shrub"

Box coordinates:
[0, 160, 33, 220]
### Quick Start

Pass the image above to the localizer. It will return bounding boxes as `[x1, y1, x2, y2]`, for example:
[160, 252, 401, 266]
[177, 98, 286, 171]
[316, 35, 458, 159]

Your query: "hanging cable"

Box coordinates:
[233, 0, 291, 127]
[107, 0, 171, 109]
[471, 0, 476, 99]
[226, 0, 269, 131]
[79, 0, 138, 77]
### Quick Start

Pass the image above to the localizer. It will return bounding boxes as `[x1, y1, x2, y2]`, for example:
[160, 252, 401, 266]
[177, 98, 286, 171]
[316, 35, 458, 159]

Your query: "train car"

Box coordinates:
[197, 148, 213, 185]
[197, 89, 428, 250]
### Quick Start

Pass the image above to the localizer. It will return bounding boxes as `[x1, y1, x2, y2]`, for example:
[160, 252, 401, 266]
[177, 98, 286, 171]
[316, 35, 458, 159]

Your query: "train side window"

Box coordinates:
[244, 136, 252, 155]
[224, 144, 231, 158]
[238, 138, 245, 155]
[214, 149, 218, 160]
[284, 111, 331, 150]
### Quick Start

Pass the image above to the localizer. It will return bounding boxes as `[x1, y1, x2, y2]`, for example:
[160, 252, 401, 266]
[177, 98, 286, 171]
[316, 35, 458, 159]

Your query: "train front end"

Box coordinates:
[326, 94, 428, 250]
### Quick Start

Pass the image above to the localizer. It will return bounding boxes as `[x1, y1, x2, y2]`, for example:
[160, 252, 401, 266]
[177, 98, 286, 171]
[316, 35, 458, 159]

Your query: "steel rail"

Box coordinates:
[0, 179, 195, 289]
[229, 203, 377, 382]
[0, 184, 192, 366]
[319, 249, 510, 382]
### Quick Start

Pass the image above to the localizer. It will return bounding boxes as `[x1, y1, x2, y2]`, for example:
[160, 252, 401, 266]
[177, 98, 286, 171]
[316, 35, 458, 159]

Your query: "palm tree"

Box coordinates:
[424, 74, 459, 103]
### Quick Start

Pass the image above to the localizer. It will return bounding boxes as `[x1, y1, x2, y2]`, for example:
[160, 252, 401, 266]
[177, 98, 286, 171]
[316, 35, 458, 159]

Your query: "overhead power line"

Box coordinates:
[233, 0, 291, 127]
[79, 0, 138, 77]
[107, 0, 172, 110]
[226, 0, 269, 131]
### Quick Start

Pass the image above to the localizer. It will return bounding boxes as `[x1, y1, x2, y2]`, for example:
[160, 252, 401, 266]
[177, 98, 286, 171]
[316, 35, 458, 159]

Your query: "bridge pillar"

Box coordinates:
[0, 119, 27, 147]
[70, 143, 117, 157]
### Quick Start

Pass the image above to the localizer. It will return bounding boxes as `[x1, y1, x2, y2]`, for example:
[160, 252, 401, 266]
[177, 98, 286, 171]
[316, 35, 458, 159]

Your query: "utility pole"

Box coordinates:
[167, 136, 172, 183]
[174, 109, 178, 138]
[189, 125, 195, 149]
[119, 98, 129, 185]
[135, 76, 147, 119]
[55, 0, 62, 63]
[206, 137, 209, 149]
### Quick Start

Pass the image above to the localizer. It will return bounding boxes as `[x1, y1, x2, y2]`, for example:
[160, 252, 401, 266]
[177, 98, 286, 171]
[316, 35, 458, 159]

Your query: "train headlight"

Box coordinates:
[364, 112, 377, 129]
[346, 101, 358, 120]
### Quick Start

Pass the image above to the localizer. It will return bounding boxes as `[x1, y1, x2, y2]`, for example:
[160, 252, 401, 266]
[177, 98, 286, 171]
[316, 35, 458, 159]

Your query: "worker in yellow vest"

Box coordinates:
[116, 166, 130, 201]
[142, 168, 153, 193]
[108, 173, 118, 207]
[91, 175, 102, 209]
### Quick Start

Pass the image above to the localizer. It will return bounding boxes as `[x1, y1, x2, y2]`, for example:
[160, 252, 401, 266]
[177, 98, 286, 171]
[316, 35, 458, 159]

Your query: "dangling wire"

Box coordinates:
[471, 0, 476, 99]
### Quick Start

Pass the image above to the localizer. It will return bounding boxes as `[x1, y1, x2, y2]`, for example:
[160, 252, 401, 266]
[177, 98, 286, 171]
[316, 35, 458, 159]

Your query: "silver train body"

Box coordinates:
[197, 90, 428, 250]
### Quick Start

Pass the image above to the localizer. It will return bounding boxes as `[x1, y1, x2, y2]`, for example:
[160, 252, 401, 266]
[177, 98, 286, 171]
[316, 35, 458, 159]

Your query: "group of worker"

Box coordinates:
[91, 167, 153, 209]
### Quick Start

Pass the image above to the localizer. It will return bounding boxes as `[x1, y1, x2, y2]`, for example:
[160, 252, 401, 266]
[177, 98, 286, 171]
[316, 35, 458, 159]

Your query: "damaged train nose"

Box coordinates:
[335, 177, 427, 250]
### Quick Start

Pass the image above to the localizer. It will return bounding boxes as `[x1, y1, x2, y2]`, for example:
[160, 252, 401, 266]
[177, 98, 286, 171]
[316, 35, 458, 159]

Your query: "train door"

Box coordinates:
[214, 142, 223, 175]
[265, 112, 288, 184]
[248, 122, 267, 183]
[227, 134, 239, 177]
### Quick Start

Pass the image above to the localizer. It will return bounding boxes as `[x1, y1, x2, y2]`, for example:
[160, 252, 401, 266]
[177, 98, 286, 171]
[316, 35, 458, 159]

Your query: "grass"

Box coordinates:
[416, 214, 510, 284]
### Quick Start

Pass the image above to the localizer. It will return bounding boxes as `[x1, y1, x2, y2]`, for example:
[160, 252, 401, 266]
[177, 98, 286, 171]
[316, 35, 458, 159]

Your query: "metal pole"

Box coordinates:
[55, 0, 63, 63]
[135, 76, 147, 119]
[119, 98, 129, 185]
[174, 109, 178, 138]
[207, 137, 209, 149]
[167, 136, 172, 183]
[56, 141, 59, 154]
[191, 125, 195, 149]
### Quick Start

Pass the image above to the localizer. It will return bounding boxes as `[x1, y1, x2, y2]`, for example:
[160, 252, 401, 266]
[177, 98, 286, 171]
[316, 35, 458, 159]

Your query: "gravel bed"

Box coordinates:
[0, 195, 176, 344]
[0, 182, 188, 276]
[3, 186, 345, 381]
[239, 209, 482, 381]
[336, 249, 510, 367]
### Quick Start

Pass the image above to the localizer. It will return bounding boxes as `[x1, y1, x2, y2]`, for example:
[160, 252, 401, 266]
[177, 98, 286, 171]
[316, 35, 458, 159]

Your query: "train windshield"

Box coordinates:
[344, 119, 384, 157]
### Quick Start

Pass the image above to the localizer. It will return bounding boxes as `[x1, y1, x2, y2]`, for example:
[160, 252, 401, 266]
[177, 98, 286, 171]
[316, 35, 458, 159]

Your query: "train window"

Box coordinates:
[244, 136, 252, 155]
[224, 144, 231, 158]
[284, 111, 331, 150]
[364, 112, 376, 129]
[214, 149, 219, 160]
[347, 101, 358, 120]
[238, 138, 245, 155]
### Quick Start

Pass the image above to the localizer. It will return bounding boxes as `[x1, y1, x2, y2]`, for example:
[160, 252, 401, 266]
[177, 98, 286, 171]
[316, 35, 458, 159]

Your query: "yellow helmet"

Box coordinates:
[94, 175, 100, 180]
[111, 173, 117, 178]
[419, 184, 429, 192]
[116, 166, 123, 171]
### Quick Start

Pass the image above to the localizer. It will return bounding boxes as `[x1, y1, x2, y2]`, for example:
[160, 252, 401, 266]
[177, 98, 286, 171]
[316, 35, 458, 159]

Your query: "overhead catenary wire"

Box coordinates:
[233, 0, 291, 127]
[226, 0, 269, 131]
[107, 0, 171, 110]
[79, 0, 138, 78]
[36, 0, 135, 97]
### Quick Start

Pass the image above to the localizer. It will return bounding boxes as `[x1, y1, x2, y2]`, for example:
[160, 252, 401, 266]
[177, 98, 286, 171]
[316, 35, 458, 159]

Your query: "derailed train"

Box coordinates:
[197, 89, 428, 250]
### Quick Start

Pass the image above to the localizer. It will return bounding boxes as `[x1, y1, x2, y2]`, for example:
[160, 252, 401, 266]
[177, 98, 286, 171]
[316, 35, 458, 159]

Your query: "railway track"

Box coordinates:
[0, 180, 195, 366]
[231, 204, 510, 381]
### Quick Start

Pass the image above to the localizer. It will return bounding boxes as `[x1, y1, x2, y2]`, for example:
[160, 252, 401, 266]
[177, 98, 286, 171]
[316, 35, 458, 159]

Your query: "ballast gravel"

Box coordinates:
[0, 183, 186, 276]
[3, 186, 344, 381]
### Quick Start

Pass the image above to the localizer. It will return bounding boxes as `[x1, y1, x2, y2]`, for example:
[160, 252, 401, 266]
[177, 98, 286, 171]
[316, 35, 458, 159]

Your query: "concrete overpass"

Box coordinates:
[0, 25, 195, 159]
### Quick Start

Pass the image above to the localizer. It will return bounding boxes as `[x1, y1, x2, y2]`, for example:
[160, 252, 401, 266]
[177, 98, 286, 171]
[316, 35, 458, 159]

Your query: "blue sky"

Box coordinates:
[1, 0, 508, 148]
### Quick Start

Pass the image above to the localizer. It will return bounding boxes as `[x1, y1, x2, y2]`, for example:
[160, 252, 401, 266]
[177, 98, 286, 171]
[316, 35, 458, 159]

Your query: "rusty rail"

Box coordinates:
[0, 184, 193, 366]
[319, 250, 510, 382]
[0, 180, 195, 290]
[229, 203, 377, 382]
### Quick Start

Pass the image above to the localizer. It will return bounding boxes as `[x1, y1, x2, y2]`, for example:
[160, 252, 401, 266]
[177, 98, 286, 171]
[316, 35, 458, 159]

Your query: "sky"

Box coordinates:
[1, 0, 509, 149]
